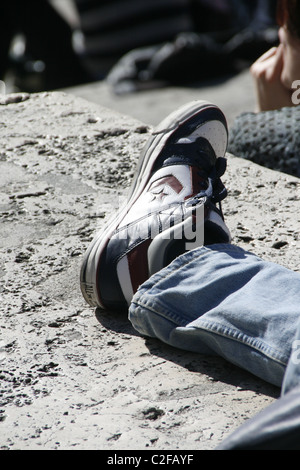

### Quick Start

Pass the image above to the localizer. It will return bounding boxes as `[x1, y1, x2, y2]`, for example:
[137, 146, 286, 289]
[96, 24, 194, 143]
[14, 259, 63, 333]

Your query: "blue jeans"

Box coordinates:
[129, 244, 300, 395]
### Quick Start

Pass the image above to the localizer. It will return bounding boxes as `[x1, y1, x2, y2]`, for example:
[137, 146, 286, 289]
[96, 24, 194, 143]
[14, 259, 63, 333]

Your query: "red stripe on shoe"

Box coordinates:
[127, 239, 152, 293]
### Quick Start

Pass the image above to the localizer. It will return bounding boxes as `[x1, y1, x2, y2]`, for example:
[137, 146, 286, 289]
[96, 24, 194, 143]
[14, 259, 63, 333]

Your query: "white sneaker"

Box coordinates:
[80, 100, 231, 310]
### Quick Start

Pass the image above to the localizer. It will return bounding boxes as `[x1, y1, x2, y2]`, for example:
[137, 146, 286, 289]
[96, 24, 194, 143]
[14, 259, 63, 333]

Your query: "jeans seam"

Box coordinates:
[132, 297, 290, 367]
[187, 319, 290, 366]
[132, 297, 191, 327]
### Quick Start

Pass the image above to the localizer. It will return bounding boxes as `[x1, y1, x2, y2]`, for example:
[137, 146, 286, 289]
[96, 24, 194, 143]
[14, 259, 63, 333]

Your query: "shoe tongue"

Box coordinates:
[153, 136, 216, 174]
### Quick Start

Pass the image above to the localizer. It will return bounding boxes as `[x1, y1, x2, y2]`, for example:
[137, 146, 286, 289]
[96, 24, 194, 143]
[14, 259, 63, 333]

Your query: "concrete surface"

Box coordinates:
[0, 88, 299, 450]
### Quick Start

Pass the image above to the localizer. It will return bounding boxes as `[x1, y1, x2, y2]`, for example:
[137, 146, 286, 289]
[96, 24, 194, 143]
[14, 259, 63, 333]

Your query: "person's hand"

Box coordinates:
[250, 45, 293, 112]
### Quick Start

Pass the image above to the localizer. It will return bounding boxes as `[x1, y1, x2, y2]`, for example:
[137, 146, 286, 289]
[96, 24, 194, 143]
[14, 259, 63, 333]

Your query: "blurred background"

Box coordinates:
[0, 0, 279, 96]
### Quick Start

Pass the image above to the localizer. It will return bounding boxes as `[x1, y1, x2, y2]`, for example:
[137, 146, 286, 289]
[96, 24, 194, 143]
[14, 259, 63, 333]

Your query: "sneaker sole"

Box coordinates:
[80, 100, 227, 308]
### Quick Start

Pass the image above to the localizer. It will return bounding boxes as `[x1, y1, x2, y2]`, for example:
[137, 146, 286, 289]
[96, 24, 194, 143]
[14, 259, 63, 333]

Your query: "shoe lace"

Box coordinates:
[187, 157, 228, 213]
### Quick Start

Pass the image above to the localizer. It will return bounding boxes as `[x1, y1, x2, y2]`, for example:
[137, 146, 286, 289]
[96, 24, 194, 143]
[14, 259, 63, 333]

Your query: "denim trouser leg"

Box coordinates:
[282, 320, 300, 394]
[129, 244, 300, 388]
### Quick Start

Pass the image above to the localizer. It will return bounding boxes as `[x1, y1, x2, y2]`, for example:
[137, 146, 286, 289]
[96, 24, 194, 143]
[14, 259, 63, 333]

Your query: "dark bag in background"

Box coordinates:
[104, 0, 279, 93]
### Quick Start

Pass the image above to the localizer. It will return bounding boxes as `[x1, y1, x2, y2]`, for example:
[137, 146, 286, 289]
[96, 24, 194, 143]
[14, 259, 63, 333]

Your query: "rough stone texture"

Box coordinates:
[0, 91, 299, 450]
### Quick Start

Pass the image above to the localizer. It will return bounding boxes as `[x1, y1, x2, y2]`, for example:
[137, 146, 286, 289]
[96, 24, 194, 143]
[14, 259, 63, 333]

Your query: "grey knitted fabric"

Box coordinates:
[228, 106, 300, 177]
